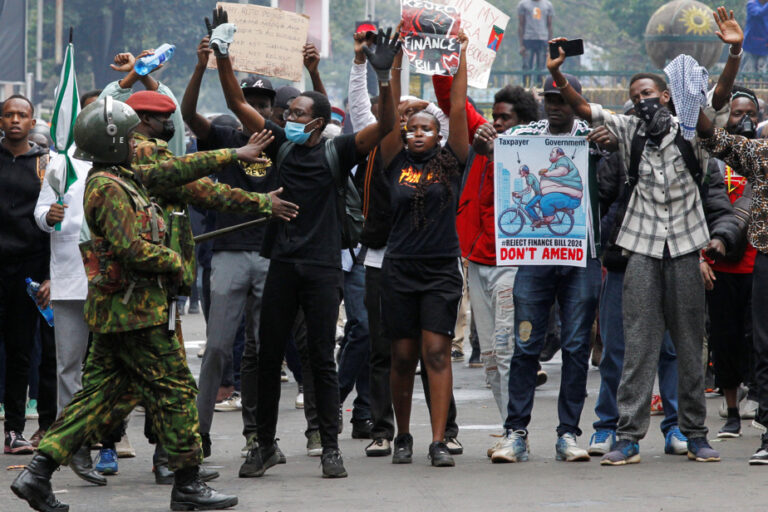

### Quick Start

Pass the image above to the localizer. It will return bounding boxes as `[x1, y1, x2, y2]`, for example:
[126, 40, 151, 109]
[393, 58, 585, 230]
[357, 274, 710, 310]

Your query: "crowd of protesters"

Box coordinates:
[3, 2, 768, 511]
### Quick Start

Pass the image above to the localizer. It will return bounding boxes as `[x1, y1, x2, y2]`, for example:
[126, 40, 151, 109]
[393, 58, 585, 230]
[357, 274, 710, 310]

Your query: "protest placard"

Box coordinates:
[400, 0, 462, 77]
[494, 136, 590, 268]
[207, 2, 309, 82]
[437, 0, 510, 88]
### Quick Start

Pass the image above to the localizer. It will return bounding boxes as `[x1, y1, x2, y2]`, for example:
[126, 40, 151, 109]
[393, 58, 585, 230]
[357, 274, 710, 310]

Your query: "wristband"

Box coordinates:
[729, 47, 743, 59]
[556, 81, 570, 90]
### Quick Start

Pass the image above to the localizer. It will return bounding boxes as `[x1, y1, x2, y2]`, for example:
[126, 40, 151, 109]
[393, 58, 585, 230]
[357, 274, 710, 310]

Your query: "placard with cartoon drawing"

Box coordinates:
[494, 136, 590, 267]
[400, 0, 462, 76]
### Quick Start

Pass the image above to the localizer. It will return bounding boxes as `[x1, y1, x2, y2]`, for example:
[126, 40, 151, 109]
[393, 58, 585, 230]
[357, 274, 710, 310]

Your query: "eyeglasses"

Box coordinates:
[282, 109, 308, 121]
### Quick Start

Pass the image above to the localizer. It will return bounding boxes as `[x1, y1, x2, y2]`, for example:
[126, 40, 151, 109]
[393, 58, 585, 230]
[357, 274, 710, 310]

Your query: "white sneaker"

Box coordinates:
[197, 344, 206, 358]
[295, 391, 304, 409]
[214, 392, 242, 412]
[587, 430, 615, 456]
[487, 437, 504, 458]
[555, 433, 590, 462]
[491, 430, 529, 463]
[742, 399, 758, 420]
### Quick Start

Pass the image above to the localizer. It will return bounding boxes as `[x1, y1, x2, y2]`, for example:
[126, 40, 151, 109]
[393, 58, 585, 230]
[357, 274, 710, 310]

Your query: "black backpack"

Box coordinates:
[275, 139, 364, 250]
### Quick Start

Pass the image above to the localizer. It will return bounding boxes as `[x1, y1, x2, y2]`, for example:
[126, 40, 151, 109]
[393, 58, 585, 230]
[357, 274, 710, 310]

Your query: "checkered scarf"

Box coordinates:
[664, 54, 709, 140]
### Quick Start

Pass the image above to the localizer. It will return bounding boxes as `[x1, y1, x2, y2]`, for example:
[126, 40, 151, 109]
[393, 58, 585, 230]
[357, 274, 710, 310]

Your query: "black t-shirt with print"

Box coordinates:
[260, 120, 360, 268]
[197, 124, 276, 252]
[384, 145, 465, 259]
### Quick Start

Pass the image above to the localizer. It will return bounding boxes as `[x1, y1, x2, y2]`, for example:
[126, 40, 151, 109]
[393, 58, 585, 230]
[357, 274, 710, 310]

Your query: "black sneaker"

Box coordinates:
[321, 449, 348, 478]
[239, 441, 279, 478]
[351, 419, 373, 439]
[468, 349, 482, 368]
[428, 441, 455, 467]
[451, 350, 464, 362]
[718, 414, 742, 438]
[200, 433, 211, 459]
[392, 433, 413, 464]
[5, 430, 33, 454]
[749, 436, 768, 465]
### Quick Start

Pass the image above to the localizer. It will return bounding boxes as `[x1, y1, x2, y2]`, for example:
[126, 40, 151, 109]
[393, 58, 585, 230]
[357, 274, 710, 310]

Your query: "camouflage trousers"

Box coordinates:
[37, 324, 202, 471]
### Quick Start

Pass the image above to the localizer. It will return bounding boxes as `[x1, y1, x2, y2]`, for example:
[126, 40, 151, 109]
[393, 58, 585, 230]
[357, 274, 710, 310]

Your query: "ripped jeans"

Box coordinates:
[467, 262, 517, 421]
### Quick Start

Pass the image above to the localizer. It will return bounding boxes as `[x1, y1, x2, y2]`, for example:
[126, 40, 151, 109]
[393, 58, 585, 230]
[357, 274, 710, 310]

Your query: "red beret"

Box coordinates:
[125, 90, 176, 114]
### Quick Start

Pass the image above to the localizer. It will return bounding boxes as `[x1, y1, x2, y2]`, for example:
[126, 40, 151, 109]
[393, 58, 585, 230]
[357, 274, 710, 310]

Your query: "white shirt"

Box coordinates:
[34, 149, 90, 300]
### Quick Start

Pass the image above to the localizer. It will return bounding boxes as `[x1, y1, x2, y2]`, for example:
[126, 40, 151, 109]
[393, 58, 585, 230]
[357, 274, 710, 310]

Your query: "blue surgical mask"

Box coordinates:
[285, 121, 313, 144]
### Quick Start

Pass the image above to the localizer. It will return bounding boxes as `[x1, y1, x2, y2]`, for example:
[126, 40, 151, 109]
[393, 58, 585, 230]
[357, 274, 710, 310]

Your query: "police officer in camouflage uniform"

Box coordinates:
[10, 97, 276, 512]
[123, 90, 297, 483]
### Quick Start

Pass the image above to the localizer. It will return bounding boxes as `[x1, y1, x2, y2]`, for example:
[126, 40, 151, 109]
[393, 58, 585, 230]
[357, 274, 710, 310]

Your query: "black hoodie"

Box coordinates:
[0, 139, 51, 263]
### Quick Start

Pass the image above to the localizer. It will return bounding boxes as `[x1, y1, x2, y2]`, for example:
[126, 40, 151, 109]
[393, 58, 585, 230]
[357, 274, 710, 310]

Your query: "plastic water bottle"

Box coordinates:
[134, 44, 176, 76]
[25, 278, 54, 327]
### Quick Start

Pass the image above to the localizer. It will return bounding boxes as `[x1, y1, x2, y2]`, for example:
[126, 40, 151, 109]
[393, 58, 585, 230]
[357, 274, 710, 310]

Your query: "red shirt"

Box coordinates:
[709, 166, 756, 274]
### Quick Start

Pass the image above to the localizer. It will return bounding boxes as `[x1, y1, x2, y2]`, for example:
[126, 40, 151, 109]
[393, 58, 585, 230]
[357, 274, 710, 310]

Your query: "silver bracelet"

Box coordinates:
[729, 47, 743, 59]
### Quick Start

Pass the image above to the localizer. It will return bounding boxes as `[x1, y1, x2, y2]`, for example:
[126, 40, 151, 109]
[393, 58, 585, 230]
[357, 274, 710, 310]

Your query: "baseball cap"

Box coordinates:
[240, 76, 276, 99]
[542, 73, 582, 96]
[331, 106, 345, 125]
[275, 86, 301, 110]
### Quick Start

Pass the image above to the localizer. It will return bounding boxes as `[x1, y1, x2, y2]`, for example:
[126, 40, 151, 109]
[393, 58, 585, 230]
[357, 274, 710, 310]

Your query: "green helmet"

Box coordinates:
[73, 96, 140, 164]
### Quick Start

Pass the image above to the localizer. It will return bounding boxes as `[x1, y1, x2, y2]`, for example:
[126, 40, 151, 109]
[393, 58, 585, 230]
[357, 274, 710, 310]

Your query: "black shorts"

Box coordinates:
[381, 257, 463, 339]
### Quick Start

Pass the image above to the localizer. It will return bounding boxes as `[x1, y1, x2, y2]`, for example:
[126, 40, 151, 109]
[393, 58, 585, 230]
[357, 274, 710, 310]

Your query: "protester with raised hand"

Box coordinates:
[375, 30, 469, 468]
[208, 5, 399, 479]
[99, 49, 185, 157]
[547, 6, 742, 465]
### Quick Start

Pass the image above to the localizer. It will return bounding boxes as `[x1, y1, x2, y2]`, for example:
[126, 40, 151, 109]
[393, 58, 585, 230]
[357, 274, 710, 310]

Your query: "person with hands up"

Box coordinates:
[374, 29, 469, 468]
[210, 6, 399, 479]
[547, 6, 744, 467]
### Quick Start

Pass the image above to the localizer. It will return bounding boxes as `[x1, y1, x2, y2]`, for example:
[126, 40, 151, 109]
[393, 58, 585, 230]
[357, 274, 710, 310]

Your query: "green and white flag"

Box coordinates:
[50, 43, 80, 194]
[49, 42, 80, 231]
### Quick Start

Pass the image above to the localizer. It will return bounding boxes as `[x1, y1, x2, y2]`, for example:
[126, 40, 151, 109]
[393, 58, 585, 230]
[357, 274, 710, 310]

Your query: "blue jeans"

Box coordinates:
[505, 258, 602, 436]
[337, 263, 372, 422]
[593, 270, 679, 434]
[540, 193, 581, 217]
[525, 194, 542, 221]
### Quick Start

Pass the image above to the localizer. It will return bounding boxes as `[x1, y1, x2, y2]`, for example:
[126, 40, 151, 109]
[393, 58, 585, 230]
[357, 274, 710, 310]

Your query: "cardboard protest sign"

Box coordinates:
[207, 2, 309, 82]
[494, 136, 590, 268]
[400, 0, 462, 77]
[437, 0, 510, 88]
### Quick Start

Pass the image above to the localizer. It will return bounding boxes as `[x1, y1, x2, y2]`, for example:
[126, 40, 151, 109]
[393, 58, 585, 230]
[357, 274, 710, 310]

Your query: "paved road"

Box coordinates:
[1, 311, 764, 511]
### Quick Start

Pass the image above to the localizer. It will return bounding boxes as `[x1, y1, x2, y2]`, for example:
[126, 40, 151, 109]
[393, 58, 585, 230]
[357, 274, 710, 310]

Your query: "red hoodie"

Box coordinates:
[433, 75, 497, 265]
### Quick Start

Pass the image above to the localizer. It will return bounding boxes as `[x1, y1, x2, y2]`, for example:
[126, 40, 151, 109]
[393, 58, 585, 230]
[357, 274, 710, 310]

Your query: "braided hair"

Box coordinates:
[406, 111, 461, 230]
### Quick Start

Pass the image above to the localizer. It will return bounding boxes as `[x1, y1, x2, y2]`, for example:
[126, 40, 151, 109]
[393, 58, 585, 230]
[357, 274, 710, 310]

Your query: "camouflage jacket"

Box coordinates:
[133, 133, 273, 293]
[83, 148, 240, 332]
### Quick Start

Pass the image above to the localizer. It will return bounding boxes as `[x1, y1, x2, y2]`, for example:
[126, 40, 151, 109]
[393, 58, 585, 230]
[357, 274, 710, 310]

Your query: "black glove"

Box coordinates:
[362, 27, 401, 82]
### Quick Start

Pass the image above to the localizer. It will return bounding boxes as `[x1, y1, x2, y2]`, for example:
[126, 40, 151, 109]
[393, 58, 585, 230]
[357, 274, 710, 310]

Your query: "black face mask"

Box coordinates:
[150, 116, 175, 142]
[729, 114, 756, 139]
[635, 97, 672, 144]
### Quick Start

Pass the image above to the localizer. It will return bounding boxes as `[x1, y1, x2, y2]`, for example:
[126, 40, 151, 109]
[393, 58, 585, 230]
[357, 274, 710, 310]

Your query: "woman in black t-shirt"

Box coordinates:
[378, 31, 469, 467]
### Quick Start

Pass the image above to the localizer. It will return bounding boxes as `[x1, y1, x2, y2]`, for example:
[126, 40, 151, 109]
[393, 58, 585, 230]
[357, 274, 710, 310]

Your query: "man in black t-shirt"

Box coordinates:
[181, 39, 279, 457]
[211, 16, 400, 479]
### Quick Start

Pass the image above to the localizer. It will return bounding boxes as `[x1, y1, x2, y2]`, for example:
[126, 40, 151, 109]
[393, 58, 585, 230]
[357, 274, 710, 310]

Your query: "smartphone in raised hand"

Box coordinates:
[549, 39, 584, 59]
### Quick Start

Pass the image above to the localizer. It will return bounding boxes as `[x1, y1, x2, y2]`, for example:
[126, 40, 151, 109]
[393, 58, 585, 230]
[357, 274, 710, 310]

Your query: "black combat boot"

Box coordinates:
[170, 465, 237, 511]
[154, 445, 219, 485]
[10, 452, 69, 511]
[70, 444, 107, 486]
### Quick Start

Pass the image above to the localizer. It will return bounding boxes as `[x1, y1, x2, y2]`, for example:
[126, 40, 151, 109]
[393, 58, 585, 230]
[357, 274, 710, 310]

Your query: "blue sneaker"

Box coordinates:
[687, 437, 720, 462]
[588, 429, 616, 456]
[600, 439, 640, 466]
[490, 429, 529, 463]
[94, 448, 118, 475]
[664, 427, 688, 455]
